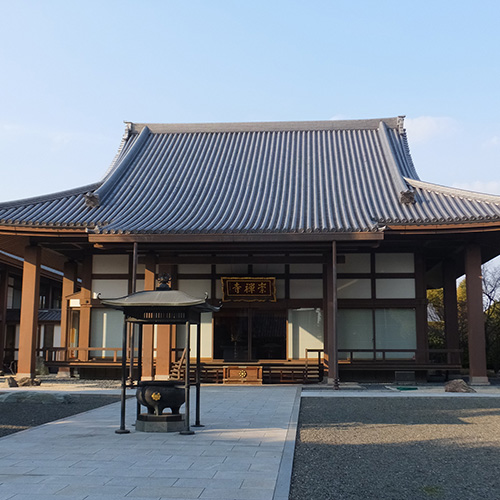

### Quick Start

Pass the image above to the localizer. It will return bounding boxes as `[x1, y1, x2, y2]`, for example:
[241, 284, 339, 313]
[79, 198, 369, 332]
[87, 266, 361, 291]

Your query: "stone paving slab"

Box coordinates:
[0, 386, 300, 500]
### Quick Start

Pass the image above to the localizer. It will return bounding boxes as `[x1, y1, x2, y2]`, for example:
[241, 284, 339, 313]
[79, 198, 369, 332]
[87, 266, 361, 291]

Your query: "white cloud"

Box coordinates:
[482, 135, 500, 148]
[452, 180, 500, 196]
[404, 116, 458, 144]
[0, 121, 109, 149]
[329, 114, 349, 121]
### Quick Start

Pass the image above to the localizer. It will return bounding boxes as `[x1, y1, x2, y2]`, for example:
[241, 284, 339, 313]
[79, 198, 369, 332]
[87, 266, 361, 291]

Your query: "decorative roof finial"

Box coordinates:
[156, 273, 172, 290]
[400, 190, 415, 205]
[397, 116, 406, 135]
[84, 192, 100, 208]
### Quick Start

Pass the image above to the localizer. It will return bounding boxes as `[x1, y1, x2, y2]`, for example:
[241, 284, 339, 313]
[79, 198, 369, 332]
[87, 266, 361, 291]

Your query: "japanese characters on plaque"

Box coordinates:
[221, 277, 276, 302]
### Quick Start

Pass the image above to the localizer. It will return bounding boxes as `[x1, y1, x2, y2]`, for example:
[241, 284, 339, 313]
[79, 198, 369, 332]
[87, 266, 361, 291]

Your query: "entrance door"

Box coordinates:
[214, 309, 287, 361]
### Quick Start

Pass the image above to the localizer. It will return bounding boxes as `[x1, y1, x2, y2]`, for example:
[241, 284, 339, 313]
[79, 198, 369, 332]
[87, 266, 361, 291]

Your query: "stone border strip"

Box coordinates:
[273, 386, 301, 500]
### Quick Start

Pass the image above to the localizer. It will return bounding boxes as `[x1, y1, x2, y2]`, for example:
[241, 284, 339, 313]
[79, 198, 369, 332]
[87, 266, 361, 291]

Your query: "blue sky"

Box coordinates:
[1, 0, 500, 202]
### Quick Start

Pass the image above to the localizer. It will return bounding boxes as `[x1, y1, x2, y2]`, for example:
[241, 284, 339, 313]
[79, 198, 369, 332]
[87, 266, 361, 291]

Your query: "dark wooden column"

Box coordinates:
[142, 252, 156, 380]
[17, 245, 41, 378]
[465, 243, 489, 384]
[443, 258, 460, 365]
[325, 241, 339, 388]
[78, 255, 92, 362]
[414, 252, 428, 363]
[0, 267, 8, 371]
[58, 260, 77, 376]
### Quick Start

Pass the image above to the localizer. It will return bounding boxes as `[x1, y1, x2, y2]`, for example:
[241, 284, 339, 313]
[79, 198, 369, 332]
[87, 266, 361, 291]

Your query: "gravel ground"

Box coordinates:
[0, 392, 122, 438]
[0, 377, 122, 439]
[290, 397, 500, 500]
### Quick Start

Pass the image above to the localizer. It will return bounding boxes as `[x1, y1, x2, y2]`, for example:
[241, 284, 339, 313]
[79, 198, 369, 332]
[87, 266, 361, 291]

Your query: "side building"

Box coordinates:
[1, 117, 499, 384]
[0, 249, 62, 374]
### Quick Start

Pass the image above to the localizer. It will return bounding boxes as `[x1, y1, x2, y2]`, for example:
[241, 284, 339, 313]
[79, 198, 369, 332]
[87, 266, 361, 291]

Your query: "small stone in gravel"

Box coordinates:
[6, 377, 18, 387]
[16, 377, 42, 387]
[445, 379, 476, 393]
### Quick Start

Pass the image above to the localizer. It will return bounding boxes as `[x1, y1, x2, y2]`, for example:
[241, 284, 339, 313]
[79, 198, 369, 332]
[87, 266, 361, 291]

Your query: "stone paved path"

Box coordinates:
[0, 386, 300, 500]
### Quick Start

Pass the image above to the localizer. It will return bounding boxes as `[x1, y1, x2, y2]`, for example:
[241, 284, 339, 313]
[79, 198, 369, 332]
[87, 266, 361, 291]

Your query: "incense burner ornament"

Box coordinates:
[136, 381, 185, 416]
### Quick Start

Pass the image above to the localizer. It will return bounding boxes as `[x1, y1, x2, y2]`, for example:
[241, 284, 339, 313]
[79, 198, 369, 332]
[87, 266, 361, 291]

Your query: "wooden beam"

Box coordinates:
[88, 232, 385, 244]
[17, 245, 41, 378]
[0, 226, 88, 236]
[387, 222, 500, 234]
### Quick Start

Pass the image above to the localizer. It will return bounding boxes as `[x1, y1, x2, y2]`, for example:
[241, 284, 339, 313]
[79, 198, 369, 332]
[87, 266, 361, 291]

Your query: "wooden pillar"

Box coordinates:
[78, 255, 92, 362]
[60, 261, 77, 349]
[17, 245, 41, 378]
[465, 243, 489, 384]
[443, 258, 460, 365]
[155, 263, 175, 379]
[414, 252, 428, 363]
[142, 252, 156, 380]
[0, 268, 8, 371]
[325, 241, 339, 388]
[57, 261, 77, 377]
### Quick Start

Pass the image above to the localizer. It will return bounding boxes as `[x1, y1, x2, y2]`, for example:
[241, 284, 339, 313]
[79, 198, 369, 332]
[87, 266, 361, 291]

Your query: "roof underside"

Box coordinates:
[1, 117, 500, 235]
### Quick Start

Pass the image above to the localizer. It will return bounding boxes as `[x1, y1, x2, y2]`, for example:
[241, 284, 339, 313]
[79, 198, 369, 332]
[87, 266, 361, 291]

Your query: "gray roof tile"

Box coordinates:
[1, 117, 500, 234]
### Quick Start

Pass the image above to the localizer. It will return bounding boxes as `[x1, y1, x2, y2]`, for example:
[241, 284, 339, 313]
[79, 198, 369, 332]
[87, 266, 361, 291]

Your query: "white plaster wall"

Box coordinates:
[90, 309, 124, 356]
[93, 254, 129, 274]
[276, 279, 286, 300]
[338, 253, 371, 273]
[14, 325, 20, 360]
[376, 279, 415, 299]
[178, 264, 212, 274]
[337, 278, 372, 299]
[252, 264, 285, 274]
[92, 279, 128, 299]
[39, 325, 45, 348]
[289, 263, 323, 274]
[288, 309, 324, 359]
[178, 279, 212, 299]
[375, 253, 414, 273]
[175, 313, 213, 358]
[53, 325, 61, 347]
[290, 279, 323, 299]
[216, 263, 249, 275]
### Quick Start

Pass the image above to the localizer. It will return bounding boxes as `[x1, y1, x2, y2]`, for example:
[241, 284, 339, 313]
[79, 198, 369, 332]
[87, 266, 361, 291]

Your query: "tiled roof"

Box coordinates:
[6, 309, 61, 323]
[1, 117, 500, 234]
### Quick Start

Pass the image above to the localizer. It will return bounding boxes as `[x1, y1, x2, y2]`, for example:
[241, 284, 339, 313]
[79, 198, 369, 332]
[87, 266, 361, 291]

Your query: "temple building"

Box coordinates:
[1, 117, 500, 384]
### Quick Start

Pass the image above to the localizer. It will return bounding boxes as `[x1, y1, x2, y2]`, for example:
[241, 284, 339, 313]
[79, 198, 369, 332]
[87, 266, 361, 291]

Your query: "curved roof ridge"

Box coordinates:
[99, 122, 135, 181]
[89, 126, 151, 204]
[129, 117, 401, 135]
[377, 121, 411, 195]
[406, 178, 500, 204]
[0, 182, 101, 210]
[399, 129, 420, 180]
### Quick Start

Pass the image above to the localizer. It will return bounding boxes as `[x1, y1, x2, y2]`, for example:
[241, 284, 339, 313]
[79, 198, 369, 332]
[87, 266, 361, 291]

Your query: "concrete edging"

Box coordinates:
[273, 386, 301, 500]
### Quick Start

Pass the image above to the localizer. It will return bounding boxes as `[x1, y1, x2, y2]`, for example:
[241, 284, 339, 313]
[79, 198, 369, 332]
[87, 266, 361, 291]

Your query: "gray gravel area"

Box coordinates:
[290, 397, 500, 500]
[0, 391, 121, 438]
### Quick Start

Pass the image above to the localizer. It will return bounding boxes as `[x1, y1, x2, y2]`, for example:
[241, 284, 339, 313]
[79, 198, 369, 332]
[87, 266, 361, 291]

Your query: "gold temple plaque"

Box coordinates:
[221, 277, 276, 302]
